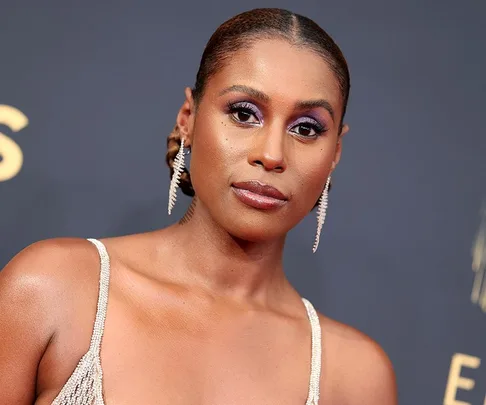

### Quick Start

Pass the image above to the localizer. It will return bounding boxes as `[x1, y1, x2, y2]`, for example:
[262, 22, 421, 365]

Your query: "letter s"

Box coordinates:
[0, 104, 28, 181]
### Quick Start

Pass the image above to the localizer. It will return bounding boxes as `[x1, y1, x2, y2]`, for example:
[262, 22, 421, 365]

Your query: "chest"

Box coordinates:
[95, 296, 315, 404]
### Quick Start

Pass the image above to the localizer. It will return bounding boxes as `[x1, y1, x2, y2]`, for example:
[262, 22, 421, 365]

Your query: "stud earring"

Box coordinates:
[168, 139, 186, 215]
[312, 176, 331, 253]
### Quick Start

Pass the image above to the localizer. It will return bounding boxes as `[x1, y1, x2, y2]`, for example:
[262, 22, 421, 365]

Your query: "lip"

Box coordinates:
[231, 180, 288, 210]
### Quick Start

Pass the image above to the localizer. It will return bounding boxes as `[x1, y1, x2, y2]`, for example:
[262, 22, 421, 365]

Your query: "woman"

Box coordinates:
[0, 8, 397, 405]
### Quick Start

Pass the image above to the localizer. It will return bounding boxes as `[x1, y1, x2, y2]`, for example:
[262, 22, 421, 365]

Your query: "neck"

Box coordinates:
[164, 198, 290, 302]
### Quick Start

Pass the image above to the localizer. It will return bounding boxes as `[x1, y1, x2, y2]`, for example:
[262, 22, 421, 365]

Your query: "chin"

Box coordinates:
[221, 213, 291, 244]
[197, 191, 299, 243]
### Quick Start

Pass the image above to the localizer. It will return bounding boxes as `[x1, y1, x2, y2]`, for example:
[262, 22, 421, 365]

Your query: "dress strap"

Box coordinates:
[302, 298, 322, 405]
[86, 238, 111, 354]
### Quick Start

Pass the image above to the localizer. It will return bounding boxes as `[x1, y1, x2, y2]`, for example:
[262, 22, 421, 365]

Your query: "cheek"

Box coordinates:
[294, 145, 335, 205]
[189, 114, 234, 195]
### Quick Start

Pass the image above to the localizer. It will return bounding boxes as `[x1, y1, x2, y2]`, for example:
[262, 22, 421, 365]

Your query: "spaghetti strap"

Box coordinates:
[86, 238, 111, 353]
[52, 239, 320, 405]
[302, 297, 322, 405]
[51, 238, 110, 405]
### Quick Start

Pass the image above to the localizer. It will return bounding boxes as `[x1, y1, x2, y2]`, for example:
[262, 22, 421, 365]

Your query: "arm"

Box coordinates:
[343, 336, 398, 405]
[0, 240, 72, 403]
[319, 314, 398, 405]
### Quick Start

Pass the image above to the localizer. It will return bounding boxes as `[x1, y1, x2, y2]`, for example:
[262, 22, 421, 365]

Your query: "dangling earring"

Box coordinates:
[312, 176, 331, 253]
[168, 138, 186, 215]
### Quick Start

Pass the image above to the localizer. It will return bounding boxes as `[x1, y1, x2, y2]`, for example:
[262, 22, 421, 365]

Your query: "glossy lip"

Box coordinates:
[231, 180, 288, 210]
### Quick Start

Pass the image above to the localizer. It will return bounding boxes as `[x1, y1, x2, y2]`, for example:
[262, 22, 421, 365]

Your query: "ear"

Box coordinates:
[176, 87, 196, 147]
[331, 123, 349, 171]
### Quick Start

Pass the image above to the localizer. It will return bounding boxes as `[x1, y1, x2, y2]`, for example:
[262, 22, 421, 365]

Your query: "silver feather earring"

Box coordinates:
[168, 138, 186, 215]
[312, 176, 331, 253]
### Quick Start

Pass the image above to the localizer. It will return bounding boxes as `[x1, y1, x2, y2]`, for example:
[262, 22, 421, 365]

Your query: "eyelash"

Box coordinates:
[227, 101, 261, 124]
[226, 101, 328, 138]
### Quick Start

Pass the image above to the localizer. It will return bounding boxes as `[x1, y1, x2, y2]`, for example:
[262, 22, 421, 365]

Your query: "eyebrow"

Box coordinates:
[218, 84, 335, 121]
[295, 99, 335, 121]
[219, 85, 269, 103]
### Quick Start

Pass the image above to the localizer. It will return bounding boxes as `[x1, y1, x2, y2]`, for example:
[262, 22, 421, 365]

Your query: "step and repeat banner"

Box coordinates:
[1, 2, 485, 404]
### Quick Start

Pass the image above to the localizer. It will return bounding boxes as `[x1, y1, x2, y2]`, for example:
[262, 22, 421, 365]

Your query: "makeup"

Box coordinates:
[288, 115, 327, 138]
[231, 180, 288, 210]
[226, 101, 264, 125]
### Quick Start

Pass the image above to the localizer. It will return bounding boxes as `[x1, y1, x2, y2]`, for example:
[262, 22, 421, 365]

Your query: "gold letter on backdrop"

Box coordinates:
[0, 104, 28, 182]
[444, 353, 481, 405]
[471, 202, 486, 312]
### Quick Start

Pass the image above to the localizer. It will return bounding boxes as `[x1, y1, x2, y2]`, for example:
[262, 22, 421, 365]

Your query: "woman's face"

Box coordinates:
[178, 38, 348, 242]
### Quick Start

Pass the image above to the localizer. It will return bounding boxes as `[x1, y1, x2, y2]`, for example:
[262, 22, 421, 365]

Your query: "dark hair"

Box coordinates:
[166, 8, 350, 197]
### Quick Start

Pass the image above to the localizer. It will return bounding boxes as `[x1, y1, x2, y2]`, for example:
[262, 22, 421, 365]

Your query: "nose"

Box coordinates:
[247, 124, 287, 173]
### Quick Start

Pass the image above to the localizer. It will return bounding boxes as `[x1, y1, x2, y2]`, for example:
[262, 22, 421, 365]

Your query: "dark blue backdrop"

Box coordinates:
[1, 1, 485, 403]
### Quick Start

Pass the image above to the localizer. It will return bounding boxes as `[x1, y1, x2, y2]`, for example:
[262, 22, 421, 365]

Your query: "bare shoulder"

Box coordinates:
[0, 237, 103, 327]
[1, 237, 101, 297]
[2, 237, 111, 335]
[0, 237, 103, 403]
[318, 313, 398, 405]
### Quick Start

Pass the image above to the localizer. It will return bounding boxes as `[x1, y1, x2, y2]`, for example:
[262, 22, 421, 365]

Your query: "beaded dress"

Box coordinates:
[51, 238, 322, 405]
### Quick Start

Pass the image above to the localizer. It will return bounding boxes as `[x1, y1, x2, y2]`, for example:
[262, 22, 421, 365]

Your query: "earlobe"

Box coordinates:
[176, 87, 196, 146]
[332, 139, 343, 171]
[332, 123, 348, 169]
[340, 123, 350, 137]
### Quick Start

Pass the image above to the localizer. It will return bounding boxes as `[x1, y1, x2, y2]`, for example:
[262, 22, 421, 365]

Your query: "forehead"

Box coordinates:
[207, 38, 342, 110]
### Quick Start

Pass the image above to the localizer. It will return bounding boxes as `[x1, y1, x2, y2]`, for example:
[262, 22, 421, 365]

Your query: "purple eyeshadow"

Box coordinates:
[289, 116, 326, 132]
[231, 101, 264, 123]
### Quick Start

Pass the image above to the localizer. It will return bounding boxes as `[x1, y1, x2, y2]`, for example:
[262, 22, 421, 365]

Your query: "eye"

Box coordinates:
[289, 118, 327, 139]
[233, 109, 257, 123]
[227, 102, 262, 125]
[292, 124, 317, 137]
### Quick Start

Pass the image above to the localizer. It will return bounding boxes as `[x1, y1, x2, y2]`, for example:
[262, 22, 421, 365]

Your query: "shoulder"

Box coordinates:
[1, 237, 101, 292]
[0, 237, 102, 327]
[318, 313, 398, 405]
[0, 238, 105, 402]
